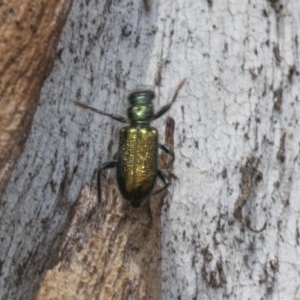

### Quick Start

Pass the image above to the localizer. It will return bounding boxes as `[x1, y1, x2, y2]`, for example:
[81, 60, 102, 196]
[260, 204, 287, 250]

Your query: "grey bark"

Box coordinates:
[1, 1, 300, 299]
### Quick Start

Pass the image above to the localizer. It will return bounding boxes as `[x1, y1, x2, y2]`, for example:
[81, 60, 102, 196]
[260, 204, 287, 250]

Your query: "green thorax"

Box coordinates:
[127, 90, 155, 126]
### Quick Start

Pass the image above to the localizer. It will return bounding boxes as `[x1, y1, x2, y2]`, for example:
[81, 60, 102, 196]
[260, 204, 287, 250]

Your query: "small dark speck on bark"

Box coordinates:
[276, 132, 286, 163]
[273, 87, 283, 111]
[234, 157, 262, 219]
[287, 65, 296, 84]
[273, 44, 281, 64]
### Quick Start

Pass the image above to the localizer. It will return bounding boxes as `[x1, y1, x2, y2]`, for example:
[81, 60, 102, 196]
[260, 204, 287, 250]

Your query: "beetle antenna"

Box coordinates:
[153, 79, 186, 120]
[75, 101, 127, 123]
[74, 101, 112, 117]
[170, 79, 186, 105]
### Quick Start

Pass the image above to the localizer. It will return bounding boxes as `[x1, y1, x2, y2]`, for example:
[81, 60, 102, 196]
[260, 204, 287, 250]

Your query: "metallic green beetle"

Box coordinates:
[75, 81, 184, 207]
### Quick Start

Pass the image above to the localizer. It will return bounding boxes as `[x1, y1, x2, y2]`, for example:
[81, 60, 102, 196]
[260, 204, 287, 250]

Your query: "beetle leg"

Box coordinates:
[152, 170, 171, 196]
[113, 152, 118, 160]
[75, 101, 128, 123]
[153, 79, 185, 120]
[159, 144, 175, 167]
[97, 161, 117, 204]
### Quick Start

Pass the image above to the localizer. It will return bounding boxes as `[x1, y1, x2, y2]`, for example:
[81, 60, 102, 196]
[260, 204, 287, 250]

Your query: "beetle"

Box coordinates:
[75, 80, 185, 207]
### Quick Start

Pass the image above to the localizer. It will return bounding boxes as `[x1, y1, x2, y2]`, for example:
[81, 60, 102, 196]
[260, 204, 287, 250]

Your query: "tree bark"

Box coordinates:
[0, 0, 72, 196]
[1, 1, 300, 299]
[37, 117, 176, 300]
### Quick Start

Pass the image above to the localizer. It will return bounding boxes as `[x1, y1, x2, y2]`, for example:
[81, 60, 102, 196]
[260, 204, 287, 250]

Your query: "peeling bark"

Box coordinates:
[0, 0, 72, 196]
[37, 186, 164, 300]
[37, 117, 175, 299]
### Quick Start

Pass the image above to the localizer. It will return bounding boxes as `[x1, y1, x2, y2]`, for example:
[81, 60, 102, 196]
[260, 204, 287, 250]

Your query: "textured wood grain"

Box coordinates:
[2, 1, 300, 299]
[37, 186, 164, 300]
[37, 120, 175, 300]
[0, 0, 72, 196]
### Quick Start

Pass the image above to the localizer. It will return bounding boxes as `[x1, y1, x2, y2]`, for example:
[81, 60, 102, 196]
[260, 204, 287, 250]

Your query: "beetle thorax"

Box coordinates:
[128, 90, 155, 125]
